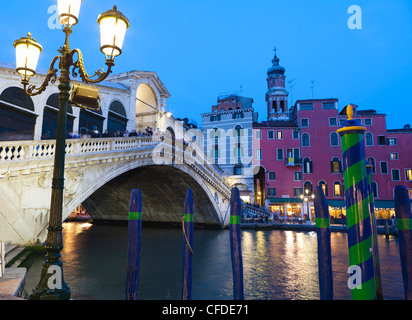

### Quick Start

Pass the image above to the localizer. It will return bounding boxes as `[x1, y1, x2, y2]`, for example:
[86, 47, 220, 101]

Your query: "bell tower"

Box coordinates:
[266, 47, 289, 121]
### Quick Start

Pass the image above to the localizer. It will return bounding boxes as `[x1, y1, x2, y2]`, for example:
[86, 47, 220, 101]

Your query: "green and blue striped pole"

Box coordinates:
[366, 161, 383, 300]
[394, 185, 412, 300]
[125, 188, 142, 300]
[337, 105, 376, 300]
[314, 186, 333, 300]
[230, 187, 244, 300]
[182, 189, 194, 300]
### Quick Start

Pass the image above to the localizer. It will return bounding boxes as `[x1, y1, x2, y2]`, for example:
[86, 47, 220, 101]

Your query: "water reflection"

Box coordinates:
[23, 223, 404, 300]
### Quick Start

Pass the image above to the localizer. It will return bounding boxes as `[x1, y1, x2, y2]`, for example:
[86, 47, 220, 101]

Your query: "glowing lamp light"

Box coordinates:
[97, 6, 130, 62]
[13, 33, 43, 84]
[57, 0, 83, 26]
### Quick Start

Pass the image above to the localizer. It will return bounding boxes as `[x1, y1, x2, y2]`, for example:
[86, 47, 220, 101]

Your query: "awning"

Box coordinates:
[373, 200, 394, 209]
[269, 198, 303, 204]
[327, 200, 346, 208]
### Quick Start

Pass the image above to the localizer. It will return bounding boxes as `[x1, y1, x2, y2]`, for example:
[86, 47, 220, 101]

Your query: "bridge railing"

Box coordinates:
[0, 136, 162, 162]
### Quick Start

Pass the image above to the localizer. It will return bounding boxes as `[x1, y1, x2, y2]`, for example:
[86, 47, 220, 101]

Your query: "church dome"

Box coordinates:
[267, 54, 285, 76]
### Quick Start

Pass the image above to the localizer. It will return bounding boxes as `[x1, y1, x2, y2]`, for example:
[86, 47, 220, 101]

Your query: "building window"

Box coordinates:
[330, 132, 339, 146]
[388, 137, 397, 145]
[294, 188, 303, 197]
[390, 152, 398, 160]
[256, 149, 262, 160]
[232, 112, 244, 119]
[408, 189, 412, 199]
[301, 118, 309, 127]
[294, 171, 302, 181]
[367, 157, 376, 174]
[334, 182, 342, 197]
[366, 132, 373, 146]
[233, 166, 242, 175]
[377, 136, 386, 146]
[268, 130, 274, 139]
[331, 157, 341, 173]
[255, 130, 261, 140]
[392, 169, 401, 181]
[380, 161, 388, 174]
[304, 181, 313, 194]
[300, 103, 313, 110]
[372, 182, 378, 198]
[322, 102, 335, 110]
[268, 188, 276, 197]
[302, 133, 310, 147]
[277, 148, 283, 161]
[319, 181, 328, 196]
[303, 158, 313, 173]
[329, 118, 337, 126]
[268, 172, 276, 180]
[406, 169, 412, 181]
[210, 114, 221, 122]
[364, 118, 372, 126]
[293, 130, 299, 139]
[276, 131, 283, 140]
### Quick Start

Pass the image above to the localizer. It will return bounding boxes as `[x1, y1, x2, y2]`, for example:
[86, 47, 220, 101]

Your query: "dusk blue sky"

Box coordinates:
[1, 0, 411, 129]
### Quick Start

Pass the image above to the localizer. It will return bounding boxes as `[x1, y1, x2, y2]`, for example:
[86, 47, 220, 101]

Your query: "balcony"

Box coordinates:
[286, 157, 302, 167]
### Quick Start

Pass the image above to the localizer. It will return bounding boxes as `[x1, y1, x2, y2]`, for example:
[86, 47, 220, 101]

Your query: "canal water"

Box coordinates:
[23, 222, 405, 300]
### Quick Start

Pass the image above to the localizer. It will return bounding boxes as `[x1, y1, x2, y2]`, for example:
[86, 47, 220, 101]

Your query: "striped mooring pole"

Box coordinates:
[394, 185, 412, 300]
[314, 186, 333, 300]
[125, 188, 143, 300]
[366, 161, 383, 299]
[230, 187, 244, 300]
[182, 189, 194, 300]
[337, 105, 376, 300]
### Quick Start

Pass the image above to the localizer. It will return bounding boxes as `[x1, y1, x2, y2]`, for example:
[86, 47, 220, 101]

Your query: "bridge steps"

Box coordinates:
[0, 242, 26, 299]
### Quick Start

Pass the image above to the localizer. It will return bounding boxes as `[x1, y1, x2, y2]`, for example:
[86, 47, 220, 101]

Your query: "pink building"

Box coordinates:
[251, 52, 412, 222]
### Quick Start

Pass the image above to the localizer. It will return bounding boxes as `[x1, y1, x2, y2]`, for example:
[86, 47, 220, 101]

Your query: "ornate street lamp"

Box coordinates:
[13, 1, 129, 300]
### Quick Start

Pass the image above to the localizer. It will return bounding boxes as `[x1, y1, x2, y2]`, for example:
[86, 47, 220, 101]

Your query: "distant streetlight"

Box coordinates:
[13, 1, 129, 300]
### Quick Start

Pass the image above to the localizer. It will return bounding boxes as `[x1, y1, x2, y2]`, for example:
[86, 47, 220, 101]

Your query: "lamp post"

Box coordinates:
[300, 189, 315, 224]
[13, 1, 129, 300]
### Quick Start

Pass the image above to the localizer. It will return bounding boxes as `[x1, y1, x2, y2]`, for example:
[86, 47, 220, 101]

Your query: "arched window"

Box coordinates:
[304, 181, 313, 195]
[79, 107, 105, 137]
[331, 157, 342, 173]
[372, 182, 378, 198]
[367, 157, 376, 174]
[303, 157, 313, 173]
[330, 132, 339, 146]
[234, 125, 242, 164]
[42, 93, 75, 140]
[366, 132, 373, 146]
[319, 181, 328, 196]
[280, 100, 285, 113]
[302, 133, 310, 147]
[0, 87, 37, 141]
[334, 181, 342, 197]
[108, 100, 128, 136]
[272, 100, 277, 113]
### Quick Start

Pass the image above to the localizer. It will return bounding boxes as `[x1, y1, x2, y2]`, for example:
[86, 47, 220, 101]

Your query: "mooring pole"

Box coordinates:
[125, 188, 142, 300]
[182, 189, 194, 300]
[230, 187, 244, 300]
[314, 186, 333, 300]
[337, 105, 376, 300]
[394, 185, 412, 300]
[366, 161, 383, 299]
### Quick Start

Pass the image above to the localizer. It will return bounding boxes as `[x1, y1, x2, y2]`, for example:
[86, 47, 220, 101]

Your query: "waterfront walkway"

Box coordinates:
[242, 222, 395, 235]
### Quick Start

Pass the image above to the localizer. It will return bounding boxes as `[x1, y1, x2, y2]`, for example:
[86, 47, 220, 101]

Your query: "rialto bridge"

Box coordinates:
[0, 132, 232, 245]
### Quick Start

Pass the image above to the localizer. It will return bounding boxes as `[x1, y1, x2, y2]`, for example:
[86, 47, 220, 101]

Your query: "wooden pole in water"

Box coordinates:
[182, 189, 194, 300]
[314, 186, 333, 300]
[337, 105, 376, 300]
[394, 185, 412, 300]
[125, 188, 142, 300]
[230, 187, 244, 300]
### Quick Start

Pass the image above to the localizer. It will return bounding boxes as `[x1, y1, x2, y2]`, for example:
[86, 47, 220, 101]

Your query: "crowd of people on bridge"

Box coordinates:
[68, 126, 161, 139]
